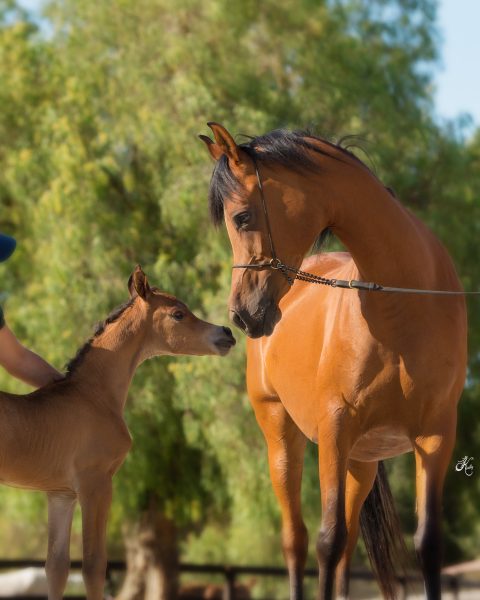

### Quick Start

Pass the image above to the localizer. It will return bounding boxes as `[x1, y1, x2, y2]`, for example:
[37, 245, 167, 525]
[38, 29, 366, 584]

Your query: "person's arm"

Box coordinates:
[0, 325, 63, 388]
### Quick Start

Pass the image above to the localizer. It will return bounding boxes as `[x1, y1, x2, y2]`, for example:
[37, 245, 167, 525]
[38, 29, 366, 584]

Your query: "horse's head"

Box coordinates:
[128, 266, 236, 357]
[200, 122, 330, 338]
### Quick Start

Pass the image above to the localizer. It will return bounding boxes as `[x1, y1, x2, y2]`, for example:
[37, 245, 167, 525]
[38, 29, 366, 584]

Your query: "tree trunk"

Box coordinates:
[115, 504, 179, 600]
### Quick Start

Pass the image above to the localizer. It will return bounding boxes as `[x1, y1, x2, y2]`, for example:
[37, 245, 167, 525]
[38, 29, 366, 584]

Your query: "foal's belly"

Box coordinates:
[0, 462, 70, 492]
[349, 427, 413, 462]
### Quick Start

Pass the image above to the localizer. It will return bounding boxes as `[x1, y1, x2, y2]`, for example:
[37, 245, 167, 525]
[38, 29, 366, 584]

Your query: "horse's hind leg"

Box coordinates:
[335, 460, 377, 599]
[414, 422, 456, 600]
[252, 398, 308, 600]
[46, 491, 77, 600]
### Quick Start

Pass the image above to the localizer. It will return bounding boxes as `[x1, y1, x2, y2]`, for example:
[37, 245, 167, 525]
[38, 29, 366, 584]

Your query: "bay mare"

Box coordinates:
[0, 266, 235, 600]
[201, 124, 467, 600]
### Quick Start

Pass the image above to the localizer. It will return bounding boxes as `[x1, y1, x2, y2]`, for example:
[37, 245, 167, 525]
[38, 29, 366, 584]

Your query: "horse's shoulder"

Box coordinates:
[301, 252, 354, 276]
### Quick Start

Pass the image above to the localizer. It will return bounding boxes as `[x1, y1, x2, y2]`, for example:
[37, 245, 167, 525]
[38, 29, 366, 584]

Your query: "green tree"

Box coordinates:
[1, 1, 479, 598]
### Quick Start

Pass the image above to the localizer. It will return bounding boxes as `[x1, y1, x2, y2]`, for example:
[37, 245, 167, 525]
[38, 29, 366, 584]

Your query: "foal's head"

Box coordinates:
[200, 122, 331, 338]
[129, 266, 236, 357]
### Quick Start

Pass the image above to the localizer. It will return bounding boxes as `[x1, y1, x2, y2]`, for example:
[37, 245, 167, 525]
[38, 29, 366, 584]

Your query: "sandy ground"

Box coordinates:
[406, 594, 478, 600]
[323, 578, 480, 600]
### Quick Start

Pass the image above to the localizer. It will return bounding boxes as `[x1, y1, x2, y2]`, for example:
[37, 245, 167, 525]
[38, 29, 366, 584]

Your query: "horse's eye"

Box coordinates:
[233, 211, 251, 230]
[171, 311, 185, 321]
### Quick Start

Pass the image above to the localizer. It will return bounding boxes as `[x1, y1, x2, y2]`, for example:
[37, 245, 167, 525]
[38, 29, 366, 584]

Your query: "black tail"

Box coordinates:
[359, 461, 410, 599]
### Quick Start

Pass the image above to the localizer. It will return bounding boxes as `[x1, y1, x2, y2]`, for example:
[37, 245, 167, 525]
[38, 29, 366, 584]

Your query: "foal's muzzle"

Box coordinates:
[213, 326, 236, 355]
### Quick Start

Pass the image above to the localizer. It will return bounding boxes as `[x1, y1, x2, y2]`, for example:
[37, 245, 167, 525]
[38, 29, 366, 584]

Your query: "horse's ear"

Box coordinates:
[202, 122, 241, 165]
[128, 265, 151, 300]
[199, 134, 224, 161]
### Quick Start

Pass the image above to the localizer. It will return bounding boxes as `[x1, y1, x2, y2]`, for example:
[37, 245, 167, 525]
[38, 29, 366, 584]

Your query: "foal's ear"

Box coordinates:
[198, 122, 241, 165]
[128, 265, 151, 300]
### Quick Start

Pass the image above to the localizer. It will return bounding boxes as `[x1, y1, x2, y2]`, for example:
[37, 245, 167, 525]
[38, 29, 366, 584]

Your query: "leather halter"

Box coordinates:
[232, 158, 295, 286]
[231, 160, 480, 296]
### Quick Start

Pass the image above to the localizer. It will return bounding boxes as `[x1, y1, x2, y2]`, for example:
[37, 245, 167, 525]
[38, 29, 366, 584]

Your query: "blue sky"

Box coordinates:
[435, 0, 480, 126]
[15, 0, 480, 128]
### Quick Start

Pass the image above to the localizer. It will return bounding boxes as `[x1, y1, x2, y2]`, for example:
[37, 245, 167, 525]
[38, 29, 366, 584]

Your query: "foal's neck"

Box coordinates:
[70, 304, 148, 414]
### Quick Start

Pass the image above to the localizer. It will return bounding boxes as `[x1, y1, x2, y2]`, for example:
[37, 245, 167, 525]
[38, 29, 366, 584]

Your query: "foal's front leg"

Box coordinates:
[46, 491, 77, 600]
[78, 474, 113, 600]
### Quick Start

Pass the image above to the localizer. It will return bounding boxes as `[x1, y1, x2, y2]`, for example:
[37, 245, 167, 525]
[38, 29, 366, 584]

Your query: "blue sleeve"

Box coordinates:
[0, 306, 4, 329]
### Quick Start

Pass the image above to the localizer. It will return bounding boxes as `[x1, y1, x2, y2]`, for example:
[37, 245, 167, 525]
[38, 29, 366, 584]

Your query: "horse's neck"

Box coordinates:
[317, 158, 434, 286]
[71, 314, 146, 415]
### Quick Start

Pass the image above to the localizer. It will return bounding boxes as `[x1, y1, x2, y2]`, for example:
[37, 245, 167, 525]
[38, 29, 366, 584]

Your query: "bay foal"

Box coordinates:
[0, 266, 235, 600]
[201, 123, 467, 600]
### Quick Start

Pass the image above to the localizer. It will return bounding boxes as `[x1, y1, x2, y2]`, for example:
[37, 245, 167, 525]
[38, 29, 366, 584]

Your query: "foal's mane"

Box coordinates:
[63, 298, 136, 378]
[208, 129, 384, 251]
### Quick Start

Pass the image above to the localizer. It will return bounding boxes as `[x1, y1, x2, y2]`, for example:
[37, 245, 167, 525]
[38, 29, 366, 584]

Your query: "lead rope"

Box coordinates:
[281, 264, 480, 295]
[232, 162, 480, 296]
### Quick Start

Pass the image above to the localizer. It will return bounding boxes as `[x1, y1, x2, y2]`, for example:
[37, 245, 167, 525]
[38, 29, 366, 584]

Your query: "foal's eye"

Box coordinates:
[171, 311, 185, 321]
[233, 211, 251, 230]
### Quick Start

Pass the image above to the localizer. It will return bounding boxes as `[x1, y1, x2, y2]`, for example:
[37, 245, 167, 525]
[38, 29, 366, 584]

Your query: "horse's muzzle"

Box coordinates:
[231, 299, 279, 338]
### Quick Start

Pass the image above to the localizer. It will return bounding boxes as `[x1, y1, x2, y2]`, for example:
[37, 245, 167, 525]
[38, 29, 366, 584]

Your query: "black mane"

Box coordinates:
[208, 129, 378, 251]
[64, 298, 135, 378]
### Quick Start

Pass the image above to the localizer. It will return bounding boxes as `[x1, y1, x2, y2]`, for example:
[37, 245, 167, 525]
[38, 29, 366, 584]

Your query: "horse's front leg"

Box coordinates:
[77, 474, 113, 600]
[316, 413, 351, 600]
[252, 396, 308, 600]
[46, 491, 77, 600]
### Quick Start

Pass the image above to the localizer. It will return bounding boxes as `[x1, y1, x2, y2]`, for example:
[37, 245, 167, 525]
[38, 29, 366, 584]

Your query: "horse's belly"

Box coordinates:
[349, 427, 413, 462]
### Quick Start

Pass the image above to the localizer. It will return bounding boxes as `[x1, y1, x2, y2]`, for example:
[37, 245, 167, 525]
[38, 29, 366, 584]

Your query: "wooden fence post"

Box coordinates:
[223, 566, 236, 600]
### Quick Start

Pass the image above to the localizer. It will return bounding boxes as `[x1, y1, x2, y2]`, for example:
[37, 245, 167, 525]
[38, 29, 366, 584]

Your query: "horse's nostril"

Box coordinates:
[223, 326, 233, 338]
[231, 312, 247, 332]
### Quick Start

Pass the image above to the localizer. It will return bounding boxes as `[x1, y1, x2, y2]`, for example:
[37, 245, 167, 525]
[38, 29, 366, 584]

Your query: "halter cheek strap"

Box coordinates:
[232, 159, 295, 286]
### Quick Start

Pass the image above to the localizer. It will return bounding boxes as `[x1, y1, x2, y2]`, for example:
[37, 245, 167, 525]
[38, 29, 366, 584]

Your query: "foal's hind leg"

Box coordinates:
[335, 460, 377, 599]
[46, 491, 77, 600]
[252, 398, 308, 600]
[414, 422, 456, 600]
